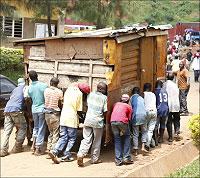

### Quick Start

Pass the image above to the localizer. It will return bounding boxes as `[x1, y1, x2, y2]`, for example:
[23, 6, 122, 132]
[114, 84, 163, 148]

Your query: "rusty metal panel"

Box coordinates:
[29, 46, 45, 58]
[29, 60, 55, 70]
[45, 38, 103, 60]
[57, 74, 89, 89]
[58, 62, 89, 73]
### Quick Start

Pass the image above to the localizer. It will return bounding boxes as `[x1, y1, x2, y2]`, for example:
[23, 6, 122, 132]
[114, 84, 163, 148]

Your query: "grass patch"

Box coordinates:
[1, 69, 24, 83]
[169, 158, 200, 178]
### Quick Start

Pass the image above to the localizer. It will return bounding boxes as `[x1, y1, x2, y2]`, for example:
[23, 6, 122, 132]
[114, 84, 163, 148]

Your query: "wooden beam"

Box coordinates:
[145, 30, 168, 37]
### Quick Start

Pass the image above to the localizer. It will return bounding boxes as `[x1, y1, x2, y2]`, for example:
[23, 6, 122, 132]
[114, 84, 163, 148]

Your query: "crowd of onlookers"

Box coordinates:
[0, 34, 199, 167]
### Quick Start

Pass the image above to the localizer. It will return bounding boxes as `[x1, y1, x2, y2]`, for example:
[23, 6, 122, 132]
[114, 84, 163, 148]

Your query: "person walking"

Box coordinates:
[143, 83, 157, 151]
[77, 82, 107, 167]
[44, 77, 63, 155]
[0, 78, 27, 157]
[129, 87, 147, 156]
[175, 62, 190, 116]
[28, 70, 48, 155]
[154, 80, 169, 145]
[110, 94, 133, 166]
[191, 53, 200, 82]
[163, 73, 181, 142]
[49, 83, 90, 164]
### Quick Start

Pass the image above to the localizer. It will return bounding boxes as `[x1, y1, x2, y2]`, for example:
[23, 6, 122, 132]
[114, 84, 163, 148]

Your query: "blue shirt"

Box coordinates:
[4, 85, 25, 113]
[130, 94, 147, 126]
[28, 81, 48, 113]
[155, 88, 169, 117]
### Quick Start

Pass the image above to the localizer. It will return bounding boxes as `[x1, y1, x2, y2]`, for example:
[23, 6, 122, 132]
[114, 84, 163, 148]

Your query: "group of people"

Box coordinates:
[1, 57, 193, 167]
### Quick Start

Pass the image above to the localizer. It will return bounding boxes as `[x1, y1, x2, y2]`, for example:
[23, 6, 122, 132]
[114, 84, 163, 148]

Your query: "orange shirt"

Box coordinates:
[177, 68, 189, 90]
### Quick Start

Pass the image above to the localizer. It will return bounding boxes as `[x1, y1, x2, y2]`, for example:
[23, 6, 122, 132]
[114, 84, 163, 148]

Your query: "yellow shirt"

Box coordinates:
[60, 86, 82, 128]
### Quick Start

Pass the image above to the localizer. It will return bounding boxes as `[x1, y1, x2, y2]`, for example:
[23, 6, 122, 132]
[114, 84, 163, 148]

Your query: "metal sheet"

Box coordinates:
[116, 33, 144, 43]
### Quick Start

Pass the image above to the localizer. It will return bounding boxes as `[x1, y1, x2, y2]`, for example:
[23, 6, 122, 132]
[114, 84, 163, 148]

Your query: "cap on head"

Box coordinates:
[121, 94, 130, 103]
[78, 83, 90, 94]
[18, 78, 25, 86]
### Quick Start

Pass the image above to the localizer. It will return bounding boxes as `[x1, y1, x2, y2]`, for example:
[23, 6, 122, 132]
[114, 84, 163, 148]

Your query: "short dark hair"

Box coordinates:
[132, 87, 140, 95]
[155, 80, 163, 88]
[143, 83, 152, 91]
[167, 73, 174, 80]
[50, 77, 59, 87]
[29, 70, 38, 81]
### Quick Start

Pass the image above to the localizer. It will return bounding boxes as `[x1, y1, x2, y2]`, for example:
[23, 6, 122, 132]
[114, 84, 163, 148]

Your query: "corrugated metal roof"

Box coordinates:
[14, 24, 172, 45]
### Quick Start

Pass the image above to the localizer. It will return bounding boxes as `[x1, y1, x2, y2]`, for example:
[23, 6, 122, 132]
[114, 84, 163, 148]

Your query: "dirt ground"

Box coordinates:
[0, 72, 199, 177]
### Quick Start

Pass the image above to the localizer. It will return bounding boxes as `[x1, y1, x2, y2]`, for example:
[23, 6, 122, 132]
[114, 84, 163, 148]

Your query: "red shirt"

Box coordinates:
[110, 102, 132, 124]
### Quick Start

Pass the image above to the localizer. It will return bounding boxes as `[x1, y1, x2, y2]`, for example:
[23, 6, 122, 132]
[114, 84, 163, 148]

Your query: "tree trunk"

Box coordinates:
[46, 0, 52, 37]
[114, 0, 122, 28]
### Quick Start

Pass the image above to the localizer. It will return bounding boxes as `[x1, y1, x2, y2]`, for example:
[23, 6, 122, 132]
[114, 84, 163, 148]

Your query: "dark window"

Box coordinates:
[0, 78, 16, 94]
[0, 16, 22, 37]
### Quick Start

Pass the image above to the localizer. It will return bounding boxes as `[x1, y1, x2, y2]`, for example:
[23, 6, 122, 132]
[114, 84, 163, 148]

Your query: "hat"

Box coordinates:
[121, 94, 130, 102]
[78, 83, 90, 94]
[17, 78, 25, 86]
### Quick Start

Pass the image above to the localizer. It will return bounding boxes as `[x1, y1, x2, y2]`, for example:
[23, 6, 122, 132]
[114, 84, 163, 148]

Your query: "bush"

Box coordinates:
[0, 47, 24, 72]
[188, 114, 200, 149]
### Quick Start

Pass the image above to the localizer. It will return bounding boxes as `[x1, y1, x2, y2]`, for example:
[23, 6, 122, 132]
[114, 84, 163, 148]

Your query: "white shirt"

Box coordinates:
[163, 80, 180, 112]
[144, 92, 157, 113]
[186, 33, 191, 41]
[191, 57, 200, 70]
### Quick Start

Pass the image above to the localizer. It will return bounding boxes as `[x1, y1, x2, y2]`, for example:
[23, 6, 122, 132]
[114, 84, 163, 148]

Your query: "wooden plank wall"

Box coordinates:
[120, 39, 140, 94]
[140, 37, 155, 90]
[155, 35, 167, 80]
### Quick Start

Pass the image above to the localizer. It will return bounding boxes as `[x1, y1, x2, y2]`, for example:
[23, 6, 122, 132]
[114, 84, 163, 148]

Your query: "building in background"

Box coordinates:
[0, 1, 58, 47]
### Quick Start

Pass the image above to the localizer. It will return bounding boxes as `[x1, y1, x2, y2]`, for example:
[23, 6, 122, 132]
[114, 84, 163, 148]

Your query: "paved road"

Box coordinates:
[1, 72, 199, 177]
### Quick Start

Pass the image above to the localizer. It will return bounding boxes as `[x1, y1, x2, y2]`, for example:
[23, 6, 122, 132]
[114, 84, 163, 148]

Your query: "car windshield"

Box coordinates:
[0, 78, 16, 94]
[191, 32, 199, 36]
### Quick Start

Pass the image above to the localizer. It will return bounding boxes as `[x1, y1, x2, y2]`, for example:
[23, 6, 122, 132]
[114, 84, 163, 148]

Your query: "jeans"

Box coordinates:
[194, 70, 200, 82]
[155, 116, 168, 130]
[111, 122, 132, 164]
[132, 124, 147, 149]
[45, 113, 60, 150]
[146, 111, 157, 147]
[166, 112, 180, 138]
[77, 126, 103, 162]
[54, 126, 77, 158]
[32, 112, 47, 148]
[179, 89, 189, 113]
[1, 112, 27, 152]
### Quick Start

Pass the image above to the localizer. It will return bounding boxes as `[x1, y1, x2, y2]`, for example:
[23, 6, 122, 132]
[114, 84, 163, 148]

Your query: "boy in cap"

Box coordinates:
[77, 82, 107, 167]
[0, 78, 27, 157]
[109, 94, 133, 166]
[49, 83, 90, 164]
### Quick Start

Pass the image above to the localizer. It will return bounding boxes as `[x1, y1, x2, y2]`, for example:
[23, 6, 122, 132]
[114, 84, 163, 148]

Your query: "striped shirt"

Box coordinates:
[44, 86, 63, 111]
[177, 68, 189, 90]
[84, 91, 107, 128]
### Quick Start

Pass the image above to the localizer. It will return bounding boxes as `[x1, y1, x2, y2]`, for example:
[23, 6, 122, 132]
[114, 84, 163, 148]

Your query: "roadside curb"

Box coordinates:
[122, 140, 199, 177]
